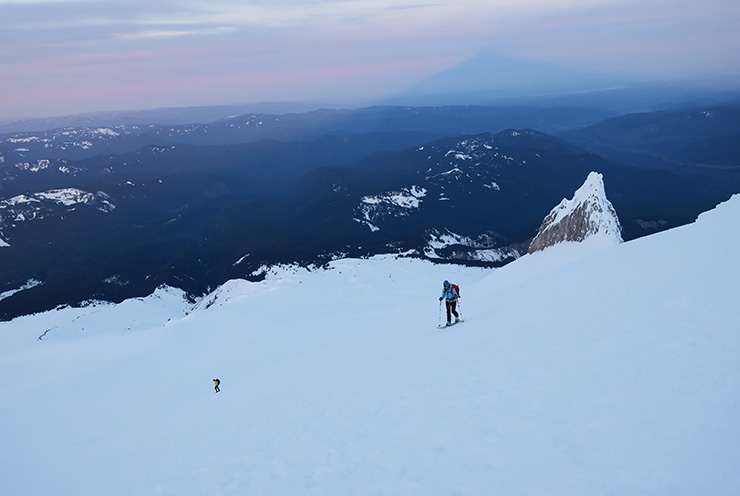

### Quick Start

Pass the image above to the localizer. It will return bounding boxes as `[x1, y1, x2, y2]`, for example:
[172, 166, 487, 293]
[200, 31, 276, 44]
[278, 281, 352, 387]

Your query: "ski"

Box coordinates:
[437, 319, 464, 329]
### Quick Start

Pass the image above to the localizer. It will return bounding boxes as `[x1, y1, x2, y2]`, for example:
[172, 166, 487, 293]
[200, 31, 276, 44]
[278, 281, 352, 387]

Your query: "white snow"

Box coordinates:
[423, 245, 519, 262]
[36, 189, 95, 206]
[424, 230, 520, 262]
[102, 275, 128, 286]
[0, 188, 115, 214]
[426, 229, 503, 251]
[94, 127, 121, 136]
[1, 196, 739, 495]
[1, 194, 36, 207]
[0, 278, 42, 301]
[233, 253, 250, 266]
[538, 171, 623, 245]
[445, 150, 472, 160]
[7, 136, 41, 143]
[438, 167, 464, 177]
[360, 186, 426, 209]
[355, 186, 427, 231]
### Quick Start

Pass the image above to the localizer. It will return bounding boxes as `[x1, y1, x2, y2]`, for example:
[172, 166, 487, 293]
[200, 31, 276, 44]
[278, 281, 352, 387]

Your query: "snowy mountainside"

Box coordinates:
[348, 131, 573, 230]
[0, 125, 159, 164]
[344, 130, 610, 260]
[354, 186, 427, 232]
[1, 128, 605, 320]
[528, 171, 622, 253]
[423, 229, 522, 262]
[2, 122, 738, 321]
[0, 188, 114, 246]
[417, 130, 552, 189]
[0, 196, 738, 495]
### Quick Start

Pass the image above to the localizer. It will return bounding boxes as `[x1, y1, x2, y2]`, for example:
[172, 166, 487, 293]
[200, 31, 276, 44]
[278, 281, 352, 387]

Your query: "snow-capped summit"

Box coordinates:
[528, 171, 622, 254]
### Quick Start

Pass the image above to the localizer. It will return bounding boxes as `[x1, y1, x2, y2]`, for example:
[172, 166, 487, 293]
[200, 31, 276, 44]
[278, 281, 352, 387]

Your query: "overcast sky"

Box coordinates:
[1, 0, 739, 119]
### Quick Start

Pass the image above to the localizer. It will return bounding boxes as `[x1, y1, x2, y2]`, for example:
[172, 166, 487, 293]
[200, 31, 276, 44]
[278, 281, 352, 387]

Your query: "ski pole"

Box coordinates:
[438, 299, 442, 327]
[457, 299, 463, 319]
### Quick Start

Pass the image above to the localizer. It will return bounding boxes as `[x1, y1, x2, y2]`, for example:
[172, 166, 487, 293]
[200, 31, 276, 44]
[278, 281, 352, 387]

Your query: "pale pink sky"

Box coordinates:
[1, 0, 739, 119]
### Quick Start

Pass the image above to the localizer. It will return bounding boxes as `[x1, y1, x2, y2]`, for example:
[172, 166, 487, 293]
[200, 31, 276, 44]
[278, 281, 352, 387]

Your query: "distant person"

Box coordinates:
[213, 378, 220, 393]
[439, 280, 460, 326]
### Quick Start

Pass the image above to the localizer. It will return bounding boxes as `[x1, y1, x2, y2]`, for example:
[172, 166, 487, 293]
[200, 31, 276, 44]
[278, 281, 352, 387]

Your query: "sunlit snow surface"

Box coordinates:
[1, 196, 739, 495]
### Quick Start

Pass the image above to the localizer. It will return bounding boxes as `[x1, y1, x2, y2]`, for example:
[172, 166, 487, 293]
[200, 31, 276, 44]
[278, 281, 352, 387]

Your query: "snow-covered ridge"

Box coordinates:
[529, 171, 622, 253]
[0, 188, 115, 229]
[354, 186, 427, 231]
[1, 126, 129, 150]
[2, 188, 113, 209]
[9, 157, 80, 176]
[361, 186, 427, 209]
[424, 228, 522, 262]
[426, 229, 496, 250]
[14, 159, 52, 172]
[0, 126, 140, 168]
[424, 244, 520, 263]
[2, 126, 126, 144]
[0, 279, 42, 300]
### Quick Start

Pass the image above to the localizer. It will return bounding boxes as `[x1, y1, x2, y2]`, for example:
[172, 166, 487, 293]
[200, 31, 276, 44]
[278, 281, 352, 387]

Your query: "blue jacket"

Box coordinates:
[441, 285, 458, 303]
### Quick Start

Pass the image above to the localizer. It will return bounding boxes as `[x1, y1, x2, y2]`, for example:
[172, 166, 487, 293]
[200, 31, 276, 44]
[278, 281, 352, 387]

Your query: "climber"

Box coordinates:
[439, 280, 460, 326]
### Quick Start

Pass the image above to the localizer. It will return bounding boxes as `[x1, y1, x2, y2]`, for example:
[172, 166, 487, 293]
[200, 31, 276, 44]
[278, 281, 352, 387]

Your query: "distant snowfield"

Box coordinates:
[1, 196, 739, 495]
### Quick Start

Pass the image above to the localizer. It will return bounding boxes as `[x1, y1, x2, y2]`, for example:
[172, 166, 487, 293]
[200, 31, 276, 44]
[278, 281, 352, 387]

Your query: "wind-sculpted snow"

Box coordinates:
[1, 197, 739, 495]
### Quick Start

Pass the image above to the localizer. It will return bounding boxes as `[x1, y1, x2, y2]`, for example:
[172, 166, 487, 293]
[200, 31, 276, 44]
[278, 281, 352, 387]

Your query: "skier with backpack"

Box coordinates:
[213, 378, 220, 393]
[439, 280, 461, 327]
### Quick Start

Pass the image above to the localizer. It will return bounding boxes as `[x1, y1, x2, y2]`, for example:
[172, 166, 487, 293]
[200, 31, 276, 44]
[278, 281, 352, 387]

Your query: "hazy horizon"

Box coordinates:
[2, 0, 740, 120]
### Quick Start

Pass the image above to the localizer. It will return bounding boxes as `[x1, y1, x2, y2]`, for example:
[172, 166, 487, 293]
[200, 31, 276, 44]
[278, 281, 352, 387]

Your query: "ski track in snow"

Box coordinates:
[0, 196, 739, 495]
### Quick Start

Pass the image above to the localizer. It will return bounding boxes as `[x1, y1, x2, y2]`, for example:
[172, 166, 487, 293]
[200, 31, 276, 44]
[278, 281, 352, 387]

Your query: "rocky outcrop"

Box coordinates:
[528, 172, 622, 254]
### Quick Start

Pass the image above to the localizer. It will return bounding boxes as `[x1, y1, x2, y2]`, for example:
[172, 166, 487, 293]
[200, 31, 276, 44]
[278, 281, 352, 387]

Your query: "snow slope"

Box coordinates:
[1, 196, 739, 496]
